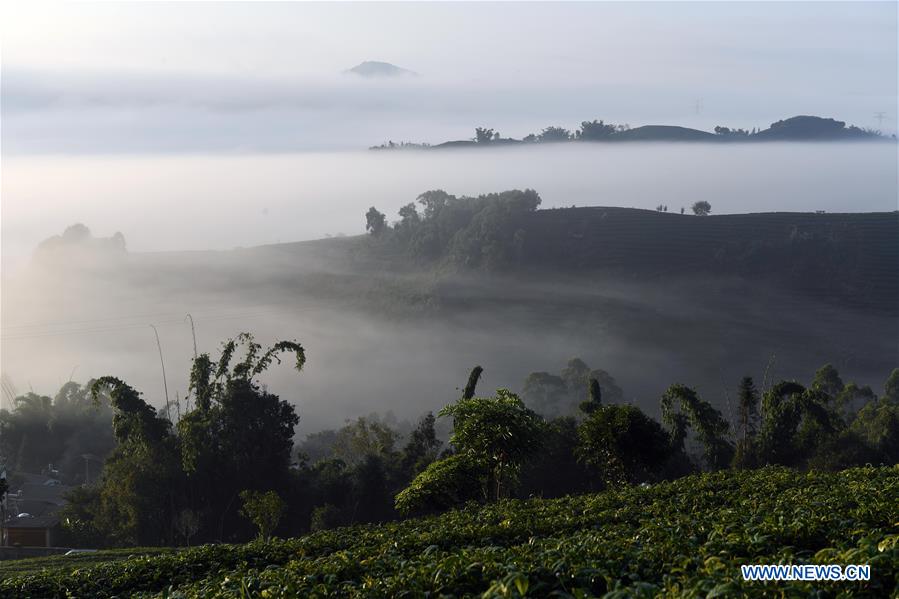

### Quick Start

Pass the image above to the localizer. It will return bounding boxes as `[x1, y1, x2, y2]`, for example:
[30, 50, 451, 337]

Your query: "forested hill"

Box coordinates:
[370, 115, 893, 149]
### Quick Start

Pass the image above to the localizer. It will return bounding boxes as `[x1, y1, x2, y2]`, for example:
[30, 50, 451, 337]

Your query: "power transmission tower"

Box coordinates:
[694, 98, 704, 115]
[874, 112, 887, 128]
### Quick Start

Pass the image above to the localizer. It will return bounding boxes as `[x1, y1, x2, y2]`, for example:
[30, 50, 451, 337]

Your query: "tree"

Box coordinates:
[239, 490, 286, 540]
[577, 404, 674, 486]
[811, 364, 844, 398]
[538, 126, 572, 142]
[732, 377, 761, 469]
[518, 416, 589, 497]
[439, 389, 544, 500]
[395, 202, 421, 241]
[691, 201, 712, 216]
[736, 377, 760, 441]
[579, 378, 602, 415]
[400, 413, 442, 476]
[757, 381, 808, 466]
[394, 453, 487, 516]
[462, 366, 484, 400]
[475, 127, 496, 143]
[521, 372, 569, 417]
[65, 333, 306, 547]
[331, 416, 399, 466]
[88, 377, 181, 546]
[524, 359, 623, 418]
[661, 384, 734, 470]
[883, 369, 899, 404]
[178, 333, 303, 540]
[416, 189, 453, 220]
[174, 508, 200, 547]
[577, 120, 616, 140]
[365, 207, 387, 237]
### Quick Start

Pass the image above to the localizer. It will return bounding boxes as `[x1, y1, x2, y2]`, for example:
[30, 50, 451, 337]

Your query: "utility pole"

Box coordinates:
[150, 324, 171, 421]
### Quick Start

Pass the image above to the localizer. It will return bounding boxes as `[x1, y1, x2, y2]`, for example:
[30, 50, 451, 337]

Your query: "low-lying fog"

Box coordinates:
[3, 142, 896, 270]
[3, 253, 896, 436]
[2, 142, 898, 436]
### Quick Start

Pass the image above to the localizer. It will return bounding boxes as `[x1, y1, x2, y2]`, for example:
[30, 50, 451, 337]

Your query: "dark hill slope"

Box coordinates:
[615, 124, 716, 141]
[518, 208, 899, 312]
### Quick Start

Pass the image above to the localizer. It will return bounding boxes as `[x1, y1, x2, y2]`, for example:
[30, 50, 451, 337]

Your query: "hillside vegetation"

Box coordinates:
[519, 208, 899, 312]
[371, 116, 890, 149]
[1, 467, 896, 598]
[361, 189, 898, 313]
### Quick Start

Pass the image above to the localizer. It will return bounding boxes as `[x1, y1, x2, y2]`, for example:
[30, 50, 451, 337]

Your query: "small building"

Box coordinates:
[3, 515, 61, 547]
[2, 476, 72, 547]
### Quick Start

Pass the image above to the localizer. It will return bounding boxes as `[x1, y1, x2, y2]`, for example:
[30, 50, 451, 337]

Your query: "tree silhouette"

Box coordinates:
[691, 201, 712, 216]
[365, 207, 387, 236]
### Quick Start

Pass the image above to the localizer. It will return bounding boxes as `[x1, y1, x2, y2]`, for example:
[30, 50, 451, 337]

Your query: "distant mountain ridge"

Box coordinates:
[344, 61, 417, 78]
[371, 115, 891, 150]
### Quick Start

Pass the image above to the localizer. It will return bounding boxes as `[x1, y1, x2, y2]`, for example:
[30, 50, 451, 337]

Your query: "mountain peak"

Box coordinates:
[344, 61, 417, 78]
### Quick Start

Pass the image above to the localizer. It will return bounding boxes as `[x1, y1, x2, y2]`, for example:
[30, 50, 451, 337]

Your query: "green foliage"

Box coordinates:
[62, 333, 304, 547]
[578, 377, 603, 415]
[394, 453, 487, 516]
[400, 412, 442, 476]
[462, 365, 483, 400]
[852, 397, 899, 464]
[368, 188, 541, 269]
[691, 200, 712, 216]
[0, 381, 115, 481]
[577, 404, 675, 486]
[576, 119, 617, 140]
[3, 467, 897, 598]
[330, 416, 399, 466]
[523, 358, 623, 418]
[310, 503, 345, 532]
[661, 384, 734, 470]
[518, 416, 590, 498]
[439, 389, 545, 500]
[736, 376, 759, 439]
[537, 126, 572, 142]
[885, 369, 899, 404]
[239, 490, 286, 541]
[364, 206, 387, 237]
[474, 127, 497, 143]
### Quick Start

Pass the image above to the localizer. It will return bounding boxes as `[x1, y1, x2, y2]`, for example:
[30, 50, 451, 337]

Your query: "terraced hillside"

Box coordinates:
[520, 209, 899, 312]
[1, 467, 896, 598]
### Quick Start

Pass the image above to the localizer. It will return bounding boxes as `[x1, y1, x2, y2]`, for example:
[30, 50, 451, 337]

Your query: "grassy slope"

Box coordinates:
[1, 467, 897, 598]
[519, 208, 899, 312]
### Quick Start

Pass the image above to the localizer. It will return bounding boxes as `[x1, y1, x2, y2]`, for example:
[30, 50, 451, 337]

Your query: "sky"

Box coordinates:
[2, 1, 897, 152]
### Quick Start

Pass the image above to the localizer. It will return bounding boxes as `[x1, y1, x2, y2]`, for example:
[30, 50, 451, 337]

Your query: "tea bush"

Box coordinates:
[1, 466, 896, 598]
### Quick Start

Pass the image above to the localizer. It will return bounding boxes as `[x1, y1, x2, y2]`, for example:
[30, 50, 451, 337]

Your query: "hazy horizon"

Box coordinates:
[2, 2, 897, 155]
